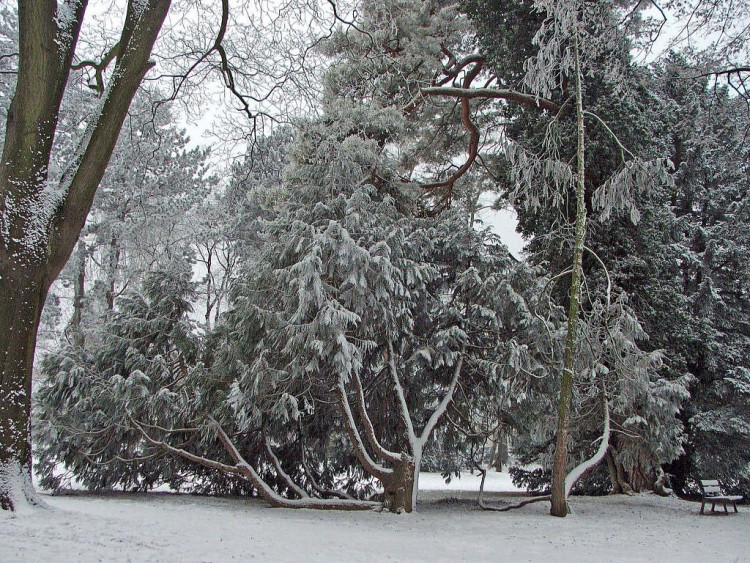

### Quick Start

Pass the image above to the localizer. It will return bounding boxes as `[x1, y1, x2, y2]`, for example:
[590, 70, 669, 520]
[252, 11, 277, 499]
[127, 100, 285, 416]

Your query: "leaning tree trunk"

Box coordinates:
[0, 0, 172, 511]
[550, 31, 587, 518]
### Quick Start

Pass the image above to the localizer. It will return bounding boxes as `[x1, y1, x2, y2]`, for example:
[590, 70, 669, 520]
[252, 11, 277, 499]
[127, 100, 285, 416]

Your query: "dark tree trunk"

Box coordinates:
[606, 450, 624, 494]
[0, 269, 48, 510]
[0, 0, 171, 511]
[105, 236, 121, 311]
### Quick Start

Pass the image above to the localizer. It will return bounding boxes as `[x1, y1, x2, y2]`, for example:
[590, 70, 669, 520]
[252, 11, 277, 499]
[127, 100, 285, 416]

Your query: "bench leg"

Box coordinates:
[700, 501, 705, 514]
[733, 503, 738, 513]
[724, 503, 728, 514]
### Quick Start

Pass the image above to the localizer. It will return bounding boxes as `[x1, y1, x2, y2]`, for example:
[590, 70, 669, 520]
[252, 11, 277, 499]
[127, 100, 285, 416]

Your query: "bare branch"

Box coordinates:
[419, 87, 560, 113]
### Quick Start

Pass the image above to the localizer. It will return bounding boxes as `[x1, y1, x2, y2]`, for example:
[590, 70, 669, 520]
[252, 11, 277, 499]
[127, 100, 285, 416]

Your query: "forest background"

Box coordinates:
[0, 0, 748, 516]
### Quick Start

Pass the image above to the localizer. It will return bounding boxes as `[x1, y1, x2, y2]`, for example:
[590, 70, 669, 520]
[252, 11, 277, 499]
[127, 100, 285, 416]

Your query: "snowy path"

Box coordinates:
[2, 486, 748, 562]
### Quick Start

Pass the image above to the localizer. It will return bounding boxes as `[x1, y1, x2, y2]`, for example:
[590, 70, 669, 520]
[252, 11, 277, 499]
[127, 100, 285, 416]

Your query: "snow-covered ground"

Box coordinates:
[1, 473, 748, 562]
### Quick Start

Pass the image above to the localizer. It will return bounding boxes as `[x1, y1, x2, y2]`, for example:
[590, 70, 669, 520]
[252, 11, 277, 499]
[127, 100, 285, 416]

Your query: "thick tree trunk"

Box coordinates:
[0, 0, 171, 511]
[606, 450, 625, 494]
[0, 269, 48, 510]
[382, 456, 416, 514]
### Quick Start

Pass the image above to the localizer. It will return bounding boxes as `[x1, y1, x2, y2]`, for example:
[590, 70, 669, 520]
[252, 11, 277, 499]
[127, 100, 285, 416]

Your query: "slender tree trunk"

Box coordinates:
[69, 241, 87, 348]
[105, 235, 121, 310]
[550, 32, 587, 518]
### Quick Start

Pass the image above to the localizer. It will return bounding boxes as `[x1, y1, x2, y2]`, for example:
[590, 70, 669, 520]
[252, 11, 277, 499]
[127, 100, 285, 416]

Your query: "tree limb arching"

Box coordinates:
[264, 436, 310, 499]
[336, 377, 394, 482]
[478, 386, 611, 514]
[350, 368, 403, 464]
[127, 412, 379, 511]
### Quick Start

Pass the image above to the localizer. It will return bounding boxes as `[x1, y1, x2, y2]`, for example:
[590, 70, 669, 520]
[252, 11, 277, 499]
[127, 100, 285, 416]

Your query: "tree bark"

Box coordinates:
[0, 267, 51, 509]
[606, 450, 624, 494]
[550, 31, 587, 518]
[381, 455, 416, 514]
[0, 0, 171, 511]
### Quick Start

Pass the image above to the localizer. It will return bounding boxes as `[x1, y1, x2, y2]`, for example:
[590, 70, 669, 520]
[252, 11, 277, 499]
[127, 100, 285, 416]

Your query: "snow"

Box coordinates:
[2, 473, 748, 562]
[418, 470, 524, 493]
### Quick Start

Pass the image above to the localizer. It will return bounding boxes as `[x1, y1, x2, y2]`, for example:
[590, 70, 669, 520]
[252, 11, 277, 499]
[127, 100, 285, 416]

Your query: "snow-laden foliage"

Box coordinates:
[464, 0, 689, 496]
[212, 104, 556, 508]
[35, 76, 554, 509]
[36, 262, 213, 492]
[30, 0, 747, 511]
[649, 55, 750, 495]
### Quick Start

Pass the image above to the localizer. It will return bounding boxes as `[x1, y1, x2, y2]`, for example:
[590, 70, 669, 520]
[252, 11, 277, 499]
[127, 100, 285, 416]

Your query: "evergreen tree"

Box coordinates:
[651, 55, 750, 495]
[462, 0, 688, 507]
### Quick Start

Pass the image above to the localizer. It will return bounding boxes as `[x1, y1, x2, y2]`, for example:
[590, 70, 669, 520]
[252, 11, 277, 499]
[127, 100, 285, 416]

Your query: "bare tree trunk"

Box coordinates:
[606, 450, 624, 494]
[105, 235, 121, 311]
[69, 241, 87, 348]
[550, 31, 587, 518]
[0, 271, 48, 510]
[0, 0, 172, 511]
[607, 444, 634, 494]
[382, 456, 416, 514]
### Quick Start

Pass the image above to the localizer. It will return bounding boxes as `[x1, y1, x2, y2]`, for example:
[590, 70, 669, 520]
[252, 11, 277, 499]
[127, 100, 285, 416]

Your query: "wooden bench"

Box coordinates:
[700, 480, 743, 514]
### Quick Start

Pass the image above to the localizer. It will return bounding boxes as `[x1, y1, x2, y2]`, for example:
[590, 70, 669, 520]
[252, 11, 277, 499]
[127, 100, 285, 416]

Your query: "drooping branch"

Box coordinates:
[264, 436, 310, 499]
[128, 413, 377, 510]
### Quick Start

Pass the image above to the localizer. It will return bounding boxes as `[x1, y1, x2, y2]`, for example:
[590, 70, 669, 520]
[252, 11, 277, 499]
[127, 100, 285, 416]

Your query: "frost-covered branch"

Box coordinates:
[387, 340, 417, 449]
[564, 391, 611, 497]
[336, 378, 393, 481]
[264, 436, 310, 499]
[129, 412, 378, 510]
[350, 370, 403, 463]
[418, 346, 466, 447]
[419, 87, 560, 113]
